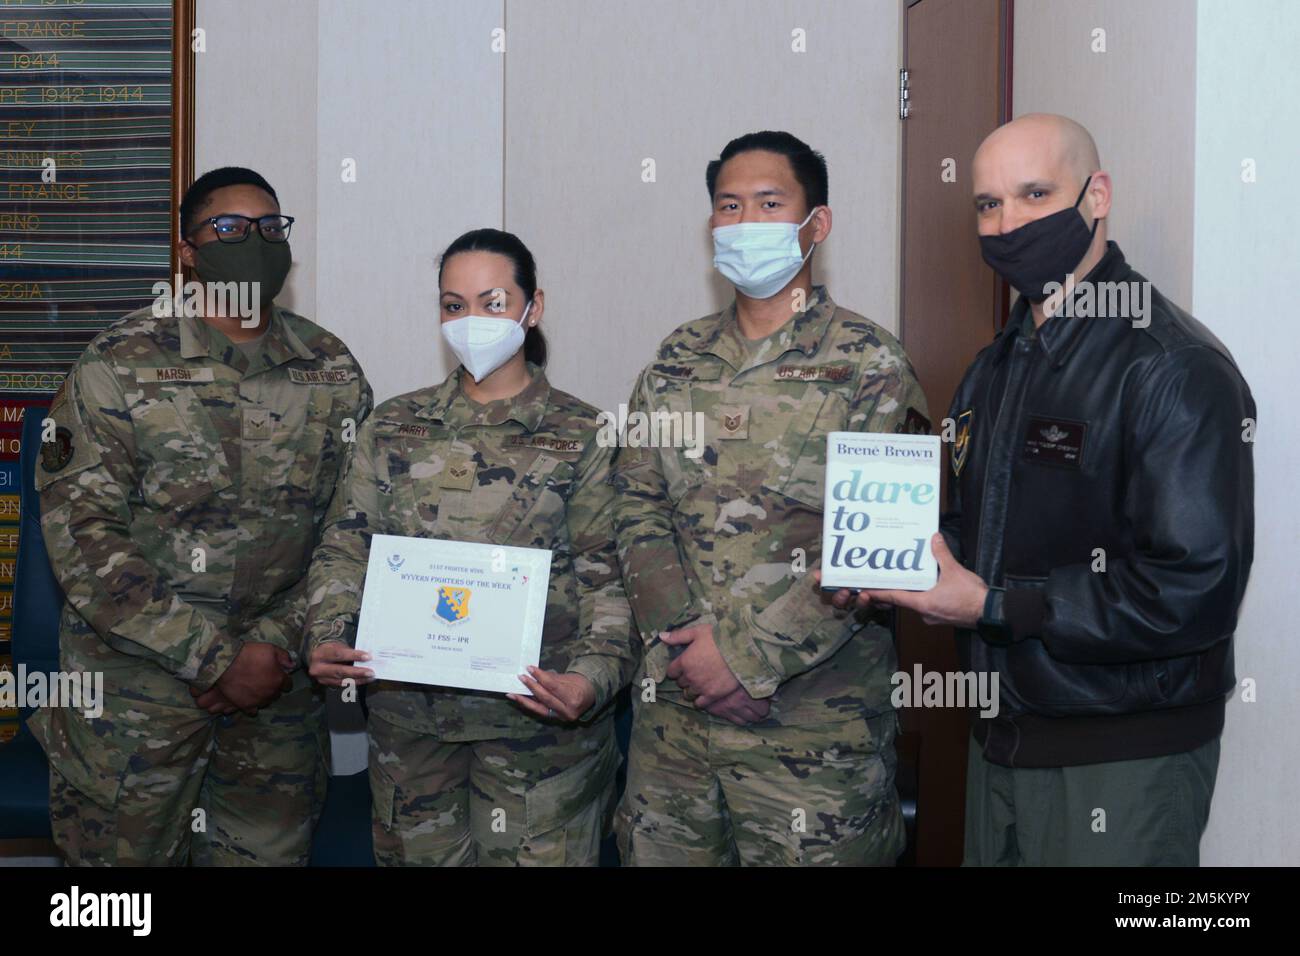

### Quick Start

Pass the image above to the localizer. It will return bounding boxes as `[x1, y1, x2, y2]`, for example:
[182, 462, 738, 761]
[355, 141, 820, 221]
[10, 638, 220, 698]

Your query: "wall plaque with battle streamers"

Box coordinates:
[0, 0, 193, 744]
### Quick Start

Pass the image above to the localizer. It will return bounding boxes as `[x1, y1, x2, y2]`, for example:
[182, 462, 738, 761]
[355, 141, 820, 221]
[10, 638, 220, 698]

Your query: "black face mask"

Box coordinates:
[193, 233, 292, 305]
[979, 176, 1098, 301]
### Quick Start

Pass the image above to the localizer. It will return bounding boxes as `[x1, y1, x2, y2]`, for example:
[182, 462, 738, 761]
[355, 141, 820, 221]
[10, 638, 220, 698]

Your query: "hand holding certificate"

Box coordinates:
[354, 535, 552, 695]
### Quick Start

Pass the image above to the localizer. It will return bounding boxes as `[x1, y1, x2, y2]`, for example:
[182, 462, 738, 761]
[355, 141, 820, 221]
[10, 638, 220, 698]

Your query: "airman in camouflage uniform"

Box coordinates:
[615, 271, 930, 863]
[30, 301, 372, 865]
[614, 283, 930, 865]
[303, 362, 636, 866]
[614, 131, 932, 866]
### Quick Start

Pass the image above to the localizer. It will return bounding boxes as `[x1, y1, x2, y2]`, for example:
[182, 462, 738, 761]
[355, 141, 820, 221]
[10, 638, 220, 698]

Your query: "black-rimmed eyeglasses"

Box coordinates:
[191, 214, 295, 244]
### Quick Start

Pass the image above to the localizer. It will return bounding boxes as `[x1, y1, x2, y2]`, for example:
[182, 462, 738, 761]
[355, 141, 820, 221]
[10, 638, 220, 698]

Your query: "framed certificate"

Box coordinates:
[355, 534, 552, 695]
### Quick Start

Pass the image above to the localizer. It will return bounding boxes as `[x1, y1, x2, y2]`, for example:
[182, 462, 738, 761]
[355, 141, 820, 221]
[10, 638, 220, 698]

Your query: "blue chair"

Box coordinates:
[598, 687, 633, 866]
[308, 766, 375, 867]
[0, 407, 61, 842]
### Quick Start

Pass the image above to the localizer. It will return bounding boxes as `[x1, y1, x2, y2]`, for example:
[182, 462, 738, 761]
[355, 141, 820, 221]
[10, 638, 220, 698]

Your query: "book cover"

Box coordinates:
[820, 431, 941, 591]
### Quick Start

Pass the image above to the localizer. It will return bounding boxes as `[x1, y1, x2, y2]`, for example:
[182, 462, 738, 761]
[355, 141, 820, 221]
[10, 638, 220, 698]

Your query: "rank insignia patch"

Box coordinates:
[717, 404, 750, 439]
[440, 458, 477, 490]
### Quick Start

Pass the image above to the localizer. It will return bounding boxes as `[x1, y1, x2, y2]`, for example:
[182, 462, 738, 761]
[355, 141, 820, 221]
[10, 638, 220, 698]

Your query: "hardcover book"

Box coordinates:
[820, 431, 941, 591]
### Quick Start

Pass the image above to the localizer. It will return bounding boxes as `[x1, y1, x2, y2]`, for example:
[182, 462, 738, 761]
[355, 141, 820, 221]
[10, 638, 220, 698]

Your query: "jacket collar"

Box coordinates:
[416, 362, 551, 431]
[996, 241, 1131, 368]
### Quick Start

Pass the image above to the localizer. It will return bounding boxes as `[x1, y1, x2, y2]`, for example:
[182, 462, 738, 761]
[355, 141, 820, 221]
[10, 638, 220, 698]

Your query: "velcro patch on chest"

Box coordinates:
[506, 434, 584, 455]
[440, 457, 477, 490]
[288, 368, 355, 385]
[716, 404, 750, 440]
[135, 367, 215, 383]
[241, 408, 273, 442]
[650, 362, 696, 380]
[1022, 416, 1087, 468]
[650, 361, 721, 383]
[773, 362, 854, 384]
[375, 421, 434, 440]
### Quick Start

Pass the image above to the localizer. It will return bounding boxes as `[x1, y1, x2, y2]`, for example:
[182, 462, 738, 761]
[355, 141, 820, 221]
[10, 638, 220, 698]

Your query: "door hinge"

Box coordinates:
[899, 68, 911, 120]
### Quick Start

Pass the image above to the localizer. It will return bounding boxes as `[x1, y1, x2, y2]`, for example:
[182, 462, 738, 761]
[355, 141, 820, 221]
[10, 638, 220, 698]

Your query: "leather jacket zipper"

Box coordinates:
[973, 337, 1035, 584]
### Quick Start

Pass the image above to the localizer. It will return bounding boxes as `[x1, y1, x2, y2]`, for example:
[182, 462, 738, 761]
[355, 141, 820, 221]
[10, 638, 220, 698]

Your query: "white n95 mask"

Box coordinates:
[712, 207, 819, 299]
[441, 301, 531, 381]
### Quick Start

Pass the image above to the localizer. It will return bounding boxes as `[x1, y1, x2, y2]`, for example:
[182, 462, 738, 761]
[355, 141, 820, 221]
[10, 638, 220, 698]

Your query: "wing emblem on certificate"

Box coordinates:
[435, 586, 472, 624]
[356, 535, 552, 695]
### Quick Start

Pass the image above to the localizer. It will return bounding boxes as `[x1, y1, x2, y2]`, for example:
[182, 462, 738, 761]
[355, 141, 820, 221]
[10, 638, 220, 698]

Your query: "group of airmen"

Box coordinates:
[31, 115, 1253, 867]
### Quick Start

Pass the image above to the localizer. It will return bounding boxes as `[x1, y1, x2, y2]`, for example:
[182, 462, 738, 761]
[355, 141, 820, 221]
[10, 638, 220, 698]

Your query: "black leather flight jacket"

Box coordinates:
[945, 242, 1255, 767]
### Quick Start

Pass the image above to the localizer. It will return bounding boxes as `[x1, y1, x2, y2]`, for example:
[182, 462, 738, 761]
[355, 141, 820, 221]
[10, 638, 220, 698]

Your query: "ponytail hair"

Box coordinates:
[523, 323, 547, 366]
[438, 228, 547, 367]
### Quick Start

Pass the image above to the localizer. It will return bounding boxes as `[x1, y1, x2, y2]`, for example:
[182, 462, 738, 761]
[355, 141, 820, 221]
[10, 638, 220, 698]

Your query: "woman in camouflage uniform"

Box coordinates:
[303, 229, 636, 865]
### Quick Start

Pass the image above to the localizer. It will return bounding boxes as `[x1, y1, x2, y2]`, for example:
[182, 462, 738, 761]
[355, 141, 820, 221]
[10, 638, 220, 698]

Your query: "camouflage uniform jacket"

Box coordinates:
[612, 286, 930, 725]
[303, 364, 637, 742]
[32, 304, 372, 698]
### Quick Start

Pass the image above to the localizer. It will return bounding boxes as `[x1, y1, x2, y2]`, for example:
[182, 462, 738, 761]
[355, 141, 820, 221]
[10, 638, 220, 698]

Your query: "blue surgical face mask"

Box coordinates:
[712, 207, 819, 299]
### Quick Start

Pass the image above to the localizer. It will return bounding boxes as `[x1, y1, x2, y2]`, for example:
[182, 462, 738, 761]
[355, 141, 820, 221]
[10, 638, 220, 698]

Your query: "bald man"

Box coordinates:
[831, 114, 1255, 865]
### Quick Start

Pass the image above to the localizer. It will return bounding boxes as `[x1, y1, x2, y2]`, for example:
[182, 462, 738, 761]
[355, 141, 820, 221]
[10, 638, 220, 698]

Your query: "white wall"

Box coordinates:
[316, 0, 504, 403]
[1193, 0, 1300, 867]
[195, 0, 320, 318]
[504, 0, 902, 413]
[1013, 0, 1197, 307]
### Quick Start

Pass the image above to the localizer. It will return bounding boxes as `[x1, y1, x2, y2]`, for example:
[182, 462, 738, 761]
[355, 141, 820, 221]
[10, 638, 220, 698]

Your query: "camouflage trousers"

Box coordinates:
[35, 670, 327, 866]
[616, 695, 905, 866]
[368, 712, 619, 866]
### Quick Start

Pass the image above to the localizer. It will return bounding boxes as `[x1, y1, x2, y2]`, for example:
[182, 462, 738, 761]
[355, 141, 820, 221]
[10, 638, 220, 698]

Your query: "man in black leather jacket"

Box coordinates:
[830, 114, 1255, 865]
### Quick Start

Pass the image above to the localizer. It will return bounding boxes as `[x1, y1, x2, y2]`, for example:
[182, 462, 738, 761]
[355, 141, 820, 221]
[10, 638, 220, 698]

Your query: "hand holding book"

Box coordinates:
[814, 532, 989, 629]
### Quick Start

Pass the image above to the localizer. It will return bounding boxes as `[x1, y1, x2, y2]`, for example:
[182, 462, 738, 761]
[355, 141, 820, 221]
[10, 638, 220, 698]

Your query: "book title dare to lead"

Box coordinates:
[820, 431, 941, 591]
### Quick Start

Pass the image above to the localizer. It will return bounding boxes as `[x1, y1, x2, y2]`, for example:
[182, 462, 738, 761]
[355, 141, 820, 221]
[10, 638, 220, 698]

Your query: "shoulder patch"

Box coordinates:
[39, 426, 74, 473]
[34, 381, 104, 489]
[899, 407, 932, 435]
[952, 408, 973, 476]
